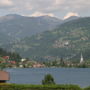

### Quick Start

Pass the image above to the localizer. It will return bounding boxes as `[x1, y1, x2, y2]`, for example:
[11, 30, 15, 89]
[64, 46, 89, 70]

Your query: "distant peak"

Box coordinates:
[0, 14, 23, 22]
[63, 16, 80, 22]
[36, 15, 61, 21]
[66, 16, 79, 19]
[6, 14, 22, 17]
[63, 12, 79, 20]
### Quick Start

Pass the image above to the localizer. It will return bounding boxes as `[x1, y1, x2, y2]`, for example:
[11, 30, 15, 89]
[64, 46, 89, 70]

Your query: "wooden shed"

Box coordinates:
[0, 71, 10, 83]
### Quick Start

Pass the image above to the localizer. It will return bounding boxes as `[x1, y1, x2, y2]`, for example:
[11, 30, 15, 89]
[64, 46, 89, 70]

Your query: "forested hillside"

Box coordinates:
[5, 17, 90, 61]
[0, 48, 21, 62]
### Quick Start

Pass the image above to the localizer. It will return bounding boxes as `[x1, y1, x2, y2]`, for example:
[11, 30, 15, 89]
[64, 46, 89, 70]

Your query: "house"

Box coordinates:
[2, 56, 9, 60]
[8, 61, 16, 64]
[0, 71, 10, 83]
[33, 63, 45, 68]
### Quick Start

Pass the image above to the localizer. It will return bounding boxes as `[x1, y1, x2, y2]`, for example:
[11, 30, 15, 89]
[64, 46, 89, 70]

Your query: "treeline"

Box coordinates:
[0, 48, 21, 62]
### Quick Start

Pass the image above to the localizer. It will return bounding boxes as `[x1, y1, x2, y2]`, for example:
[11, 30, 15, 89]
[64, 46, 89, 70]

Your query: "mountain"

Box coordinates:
[5, 17, 90, 61]
[0, 14, 62, 40]
[0, 14, 79, 41]
[64, 16, 80, 22]
[0, 32, 12, 47]
[0, 14, 80, 48]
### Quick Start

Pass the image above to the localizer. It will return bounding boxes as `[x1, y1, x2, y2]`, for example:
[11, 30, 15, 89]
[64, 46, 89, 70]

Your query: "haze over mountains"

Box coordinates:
[1, 14, 90, 61]
[0, 14, 79, 39]
[0, 14, 79, 45]
[0, 14, 61, 39]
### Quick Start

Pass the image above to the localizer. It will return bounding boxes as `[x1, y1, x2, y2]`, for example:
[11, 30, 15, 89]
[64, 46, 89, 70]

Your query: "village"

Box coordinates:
[0, 54, 90, 69]
[0, 56, 45, 68]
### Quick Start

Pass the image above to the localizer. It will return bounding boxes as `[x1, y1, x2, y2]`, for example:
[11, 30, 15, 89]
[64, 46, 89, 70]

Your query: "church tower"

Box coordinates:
[80, 53, 84, 63]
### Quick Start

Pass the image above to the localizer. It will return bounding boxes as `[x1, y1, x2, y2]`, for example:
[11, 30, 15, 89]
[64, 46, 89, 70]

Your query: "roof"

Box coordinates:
[2, 56, 9, 60]
[0, 71, 10, 81]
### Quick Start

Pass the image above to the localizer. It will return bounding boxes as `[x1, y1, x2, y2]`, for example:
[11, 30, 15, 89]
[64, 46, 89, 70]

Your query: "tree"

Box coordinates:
[0, 57, 6, 70]
[60, 58, 65, 67]
[0, 63, 7, 70]
[42, 74, 55, 85]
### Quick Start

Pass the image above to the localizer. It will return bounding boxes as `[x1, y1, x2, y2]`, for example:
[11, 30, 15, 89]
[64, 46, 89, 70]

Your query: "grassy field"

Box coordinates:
[0, 83, 89, 90]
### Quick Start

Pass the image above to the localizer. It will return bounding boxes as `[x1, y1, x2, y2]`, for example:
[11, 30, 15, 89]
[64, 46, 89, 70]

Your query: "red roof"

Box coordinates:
[0, 71, 10, 81]
[2, 56, 9, 60]
[8, 61, 16, 64]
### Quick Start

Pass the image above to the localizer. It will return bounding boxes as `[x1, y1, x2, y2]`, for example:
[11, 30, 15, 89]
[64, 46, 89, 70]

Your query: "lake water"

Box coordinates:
[6, 68, 90, 87]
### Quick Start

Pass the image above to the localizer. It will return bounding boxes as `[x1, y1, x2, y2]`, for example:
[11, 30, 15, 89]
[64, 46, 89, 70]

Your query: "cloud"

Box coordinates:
[54, 0, 65, 5]
[0, 0, 13, 7]
[0, 0, 90, 18]
[30, 12, 55, 17]
[24, 3, 33, 10]
[64, 12, 79, 19]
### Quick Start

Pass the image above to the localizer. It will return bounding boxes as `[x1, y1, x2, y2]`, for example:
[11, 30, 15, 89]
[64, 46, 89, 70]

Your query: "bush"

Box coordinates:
[84, 86, 90, 90]
[42, 74, 55, 85]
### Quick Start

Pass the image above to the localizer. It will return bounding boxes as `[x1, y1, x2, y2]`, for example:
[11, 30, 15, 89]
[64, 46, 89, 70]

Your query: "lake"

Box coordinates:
[6, 68, 90, 87]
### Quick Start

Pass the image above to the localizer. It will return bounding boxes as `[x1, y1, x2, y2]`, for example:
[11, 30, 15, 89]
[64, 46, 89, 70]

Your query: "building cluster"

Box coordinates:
[19, 59, 45, 68]
[0, 56, 16, 68]
[44, 53, 90, 68]
[0, 56, 45, 68]
[0, 53, 90, 68]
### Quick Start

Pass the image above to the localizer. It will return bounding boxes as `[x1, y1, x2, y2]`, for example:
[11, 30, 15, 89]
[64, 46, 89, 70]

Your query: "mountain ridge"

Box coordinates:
[0, 14, 62, 39]
[3, 17, 90, 61]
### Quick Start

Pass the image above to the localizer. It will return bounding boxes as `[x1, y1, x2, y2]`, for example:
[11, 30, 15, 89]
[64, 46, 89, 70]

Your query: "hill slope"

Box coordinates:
[0, 14, 63, 47]
[0, 14, 62, 39]
[6, 17, 90, 61]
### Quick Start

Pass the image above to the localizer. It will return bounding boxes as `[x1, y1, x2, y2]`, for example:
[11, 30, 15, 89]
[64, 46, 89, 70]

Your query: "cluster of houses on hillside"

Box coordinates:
[0, 56, 45, 68]
[0, 53, 90, 69]
[19, 58, 45, 68]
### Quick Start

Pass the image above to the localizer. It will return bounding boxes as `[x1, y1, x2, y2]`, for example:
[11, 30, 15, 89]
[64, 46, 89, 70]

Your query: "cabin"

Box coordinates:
[0, 71, 10, 83]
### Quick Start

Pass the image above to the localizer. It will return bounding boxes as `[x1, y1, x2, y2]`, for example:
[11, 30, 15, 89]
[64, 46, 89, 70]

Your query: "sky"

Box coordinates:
[0, 0, 90, 19]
